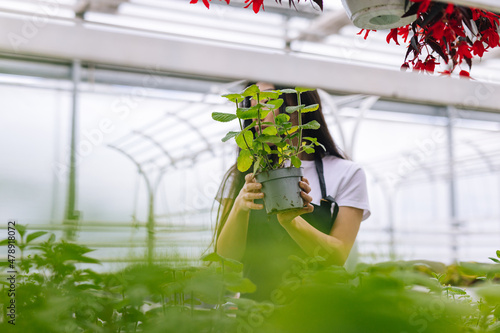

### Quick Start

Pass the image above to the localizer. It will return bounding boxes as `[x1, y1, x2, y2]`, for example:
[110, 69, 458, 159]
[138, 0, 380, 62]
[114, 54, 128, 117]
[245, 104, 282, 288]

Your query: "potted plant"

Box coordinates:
[341, 0, 416, 30]
[359, 0, 500, 76]
[212, 84, 324, 214]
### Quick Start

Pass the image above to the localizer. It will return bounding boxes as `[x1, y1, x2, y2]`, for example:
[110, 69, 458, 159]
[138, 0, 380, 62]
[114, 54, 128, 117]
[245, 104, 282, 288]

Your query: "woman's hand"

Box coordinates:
[234, 173, 265, 212]
[277, 177, 314, 224]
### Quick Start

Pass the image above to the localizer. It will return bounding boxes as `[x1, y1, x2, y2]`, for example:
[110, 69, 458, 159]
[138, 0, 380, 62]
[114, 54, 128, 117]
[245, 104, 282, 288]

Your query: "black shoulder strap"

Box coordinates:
[314, 156, 339, 223]
[314, 156, 328, 200]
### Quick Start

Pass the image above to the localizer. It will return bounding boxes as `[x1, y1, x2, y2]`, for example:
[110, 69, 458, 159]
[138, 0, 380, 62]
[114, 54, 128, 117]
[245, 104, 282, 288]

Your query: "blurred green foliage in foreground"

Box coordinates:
[1, 225, 500, 332]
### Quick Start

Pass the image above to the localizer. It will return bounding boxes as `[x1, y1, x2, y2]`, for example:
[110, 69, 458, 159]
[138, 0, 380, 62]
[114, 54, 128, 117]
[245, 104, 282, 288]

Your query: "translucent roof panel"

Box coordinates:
[2, 0, 500, 83]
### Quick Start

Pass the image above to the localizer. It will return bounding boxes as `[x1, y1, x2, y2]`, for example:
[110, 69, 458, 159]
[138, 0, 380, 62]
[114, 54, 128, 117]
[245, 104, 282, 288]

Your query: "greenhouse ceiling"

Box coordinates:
[0, 0, 499, 111]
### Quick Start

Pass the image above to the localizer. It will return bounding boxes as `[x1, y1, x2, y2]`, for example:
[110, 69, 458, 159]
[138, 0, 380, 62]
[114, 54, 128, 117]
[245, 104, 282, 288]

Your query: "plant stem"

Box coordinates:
[271, 105, 283, 168]
[191, 291, 194, 317]
[296, 91, 303, 156]
[256, 92, 263, 137]
[237, 101, 269, 173]
[255, 94, 272, 171]
[236, 101, 252, 153]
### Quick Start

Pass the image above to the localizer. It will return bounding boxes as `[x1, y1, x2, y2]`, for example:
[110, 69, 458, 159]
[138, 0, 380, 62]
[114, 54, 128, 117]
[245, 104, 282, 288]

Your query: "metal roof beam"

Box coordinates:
[0, 16, 499, 112]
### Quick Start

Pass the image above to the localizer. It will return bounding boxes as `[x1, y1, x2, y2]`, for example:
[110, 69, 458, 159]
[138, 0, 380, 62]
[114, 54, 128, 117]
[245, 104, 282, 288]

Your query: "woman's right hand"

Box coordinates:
[235, 173, 264, 211]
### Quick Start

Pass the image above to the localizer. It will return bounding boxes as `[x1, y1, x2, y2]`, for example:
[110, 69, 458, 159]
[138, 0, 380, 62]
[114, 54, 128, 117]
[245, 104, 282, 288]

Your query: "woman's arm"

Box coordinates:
[216, 173, 264, 261]
[278, 206, 363, 266]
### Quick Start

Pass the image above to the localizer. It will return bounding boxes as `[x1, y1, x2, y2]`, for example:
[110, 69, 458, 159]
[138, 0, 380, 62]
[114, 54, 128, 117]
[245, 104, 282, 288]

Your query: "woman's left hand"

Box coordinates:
[277, 177, 314, 224]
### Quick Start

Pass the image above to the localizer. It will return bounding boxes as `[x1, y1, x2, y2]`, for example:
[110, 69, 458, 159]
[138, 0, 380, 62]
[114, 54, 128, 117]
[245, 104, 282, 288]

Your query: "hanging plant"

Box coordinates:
[359, 0, 500, 76]
[190, 0, 323, 14]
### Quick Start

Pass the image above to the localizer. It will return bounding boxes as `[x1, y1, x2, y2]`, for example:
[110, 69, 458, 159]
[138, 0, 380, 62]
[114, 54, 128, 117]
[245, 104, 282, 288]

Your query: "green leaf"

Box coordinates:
[236, 107, 260, 120]
[460, 262, 500, 276]
[237, 149, 253, 172]
[444, 286, 467, 295]
[258, 103, 280, 112]
[201, 253, 243, 272]
[259, 91, 280, 100]
[263, 143, 271, 153]
[236, 131, 253, 150]
[242, 84, 260, 97]
[303, 136, 317, 143]
[0, 239, 9, 246]
[303, 137, 325, 151]
[223, 258, 244, 272]
[490, 257, 500, 264]
[295, 87, 315, 93]
[275, 141, 287, 149]
[226, 277, 256, 294]
[265, 99, 283, 109]
[291, 155, 301, 168]
[262, 126, 277, 136]
[221, 131, 239, 142]
[304, 147, 315, 154]
[253, 156, 262, 175]
[16, 224, 27, 239]
[279, 89, 297, 94]
[302, 104, 319, 113]
[201, 252, 224, 263]
[48, 233, 56, 243]
[78, 256, 101, 264]
[256, 135, 282, 144]
[212, 112, 237, 122]
[300, 120, 320, 130]
[275, 113, 290, 125]
[221, 93, 245, 103]
[285, 105, 305, 114]
[26, 231, 48, 244]
[252, 140, 262, 151]
[497, 250, 500, 258]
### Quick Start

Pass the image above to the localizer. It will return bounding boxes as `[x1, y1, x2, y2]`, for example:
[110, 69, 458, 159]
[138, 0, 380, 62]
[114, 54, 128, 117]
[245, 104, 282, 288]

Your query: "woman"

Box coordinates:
[214, 82, 371, 301]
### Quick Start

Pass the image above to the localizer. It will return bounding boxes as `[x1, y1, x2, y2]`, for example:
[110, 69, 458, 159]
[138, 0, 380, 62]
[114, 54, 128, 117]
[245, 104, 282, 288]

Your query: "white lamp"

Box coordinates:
[341, 0, 417, 30]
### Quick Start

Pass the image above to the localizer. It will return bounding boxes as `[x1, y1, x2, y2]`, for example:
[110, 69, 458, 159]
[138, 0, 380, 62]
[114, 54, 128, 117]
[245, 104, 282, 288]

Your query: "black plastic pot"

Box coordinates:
[255, 167, 304, 214]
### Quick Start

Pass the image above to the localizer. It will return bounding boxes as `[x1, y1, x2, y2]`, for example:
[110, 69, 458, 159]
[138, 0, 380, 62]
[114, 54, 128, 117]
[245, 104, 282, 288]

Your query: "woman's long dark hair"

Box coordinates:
[211, 87, 346, 251]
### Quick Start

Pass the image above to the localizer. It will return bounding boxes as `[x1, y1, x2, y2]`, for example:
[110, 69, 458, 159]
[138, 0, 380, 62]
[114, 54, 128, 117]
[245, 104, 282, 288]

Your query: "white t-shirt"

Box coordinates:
[300, 156, 371, 221]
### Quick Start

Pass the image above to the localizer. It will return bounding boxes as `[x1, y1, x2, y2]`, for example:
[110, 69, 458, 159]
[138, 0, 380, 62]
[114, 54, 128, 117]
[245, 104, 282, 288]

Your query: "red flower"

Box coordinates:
[482, 28, 500, 48]
[459, 70, 471, 78]
[398, 25, 411, 43]
[414, 60, 426, 72]
[442, 25, 456, 43]
[472, 40, 486, 57]
[386, 28, 399, 45]
[190, 0, 211, 9]
[445, 3, 454, 14]
[457, 41, 472, 61]
[411, 0, 431, 15]
[471, 8, 482, 21]
[428, 21, 446, 41]
[357, 29, 373, 40]
[449, 19, 466, 38]
[483, 10, 500, 26]
[244, 0, 264, 13]
[357, 1, 500, 75]
[424, 58, 437, 73]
